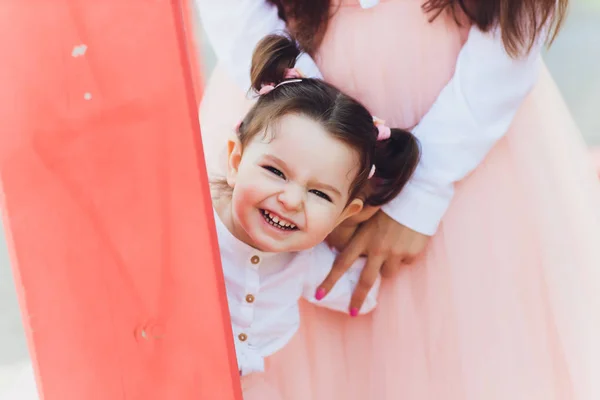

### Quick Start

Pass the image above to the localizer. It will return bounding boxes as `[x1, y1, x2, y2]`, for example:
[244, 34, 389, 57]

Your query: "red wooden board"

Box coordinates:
[0, 1, 241, 399]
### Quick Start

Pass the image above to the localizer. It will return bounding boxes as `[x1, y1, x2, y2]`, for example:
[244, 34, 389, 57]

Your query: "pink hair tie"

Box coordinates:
[284, 68, 303, 79]
[373, 116, 391, 141]
[373, 117, 392, 141]
[259, 84, 276, 95]
[258, 69, 304, 96]
[259, 79, 303, 96]
[258, 68, 303, 96]
[377, 124, 391, 141]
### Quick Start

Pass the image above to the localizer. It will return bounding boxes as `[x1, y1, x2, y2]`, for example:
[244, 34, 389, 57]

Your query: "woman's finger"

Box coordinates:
[316, 229, 369, 299]
[348, 254, 384, 316]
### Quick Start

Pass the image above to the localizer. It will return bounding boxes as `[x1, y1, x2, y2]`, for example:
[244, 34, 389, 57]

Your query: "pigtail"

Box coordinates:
[250, 34, 301, 92]
[367, 129, 421, 206]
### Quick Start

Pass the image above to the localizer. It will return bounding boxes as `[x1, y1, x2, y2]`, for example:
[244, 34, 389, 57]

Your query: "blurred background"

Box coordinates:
[1, 0, 599, 392]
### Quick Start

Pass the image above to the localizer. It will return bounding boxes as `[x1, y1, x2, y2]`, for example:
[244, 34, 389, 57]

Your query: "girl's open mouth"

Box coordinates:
[260, 209, 298, 231]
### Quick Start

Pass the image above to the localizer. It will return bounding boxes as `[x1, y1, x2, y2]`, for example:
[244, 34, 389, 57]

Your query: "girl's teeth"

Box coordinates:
[263, 210, 296, 229]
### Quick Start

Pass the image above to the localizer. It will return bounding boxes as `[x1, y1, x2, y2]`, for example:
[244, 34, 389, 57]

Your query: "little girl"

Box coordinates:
[210, 34, 419, 395]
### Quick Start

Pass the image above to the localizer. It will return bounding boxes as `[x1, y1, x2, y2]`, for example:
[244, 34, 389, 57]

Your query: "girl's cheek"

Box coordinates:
[306, 203, 340, 230]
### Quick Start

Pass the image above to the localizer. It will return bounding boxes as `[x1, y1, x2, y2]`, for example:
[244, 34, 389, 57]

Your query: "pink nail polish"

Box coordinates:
[350, 308, 359, 317]
[315, 288, 326, 301]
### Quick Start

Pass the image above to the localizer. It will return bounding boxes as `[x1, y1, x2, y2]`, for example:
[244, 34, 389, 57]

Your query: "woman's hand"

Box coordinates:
[325, 205, 380, 251]
[319, 210, 430, 312]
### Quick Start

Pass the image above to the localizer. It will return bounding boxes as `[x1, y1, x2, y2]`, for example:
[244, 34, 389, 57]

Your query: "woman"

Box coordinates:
[197, 0, 600, 398]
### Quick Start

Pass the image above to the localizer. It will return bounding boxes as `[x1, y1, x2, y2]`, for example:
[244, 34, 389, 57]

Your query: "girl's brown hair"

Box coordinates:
[267, 0, 568, 57]
[237, 34, 420, 206]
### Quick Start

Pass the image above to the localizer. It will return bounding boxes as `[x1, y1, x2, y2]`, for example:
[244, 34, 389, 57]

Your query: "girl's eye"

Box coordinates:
[310, 190, 332, 202]
[263, 166, 286, 179]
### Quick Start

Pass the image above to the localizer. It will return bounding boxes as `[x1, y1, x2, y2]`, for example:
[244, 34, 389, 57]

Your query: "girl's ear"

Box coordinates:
[226, 137, 243, 188]
[335, 198, 364, 226]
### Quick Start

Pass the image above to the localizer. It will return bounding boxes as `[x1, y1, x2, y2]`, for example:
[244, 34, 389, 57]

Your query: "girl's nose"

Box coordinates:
[278, 184, 304, 211]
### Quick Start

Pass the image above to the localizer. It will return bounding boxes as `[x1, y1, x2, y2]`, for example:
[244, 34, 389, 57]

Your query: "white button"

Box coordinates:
[359, 0, 379, 9]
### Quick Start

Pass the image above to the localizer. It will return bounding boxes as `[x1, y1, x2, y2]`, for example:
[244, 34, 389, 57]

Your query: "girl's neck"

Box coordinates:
[213, 197, 238, 241]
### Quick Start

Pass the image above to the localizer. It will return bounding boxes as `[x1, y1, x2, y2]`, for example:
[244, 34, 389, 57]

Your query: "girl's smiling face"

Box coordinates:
[224, 113, 363, 252]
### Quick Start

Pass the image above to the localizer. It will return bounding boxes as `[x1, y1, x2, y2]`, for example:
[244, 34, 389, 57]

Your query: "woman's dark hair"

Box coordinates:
[267, 0, 568, 58]
[237, 34, 420, 206]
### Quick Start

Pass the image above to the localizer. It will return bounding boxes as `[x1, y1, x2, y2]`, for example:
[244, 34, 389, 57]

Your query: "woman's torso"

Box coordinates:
[313, 0, 468, 129]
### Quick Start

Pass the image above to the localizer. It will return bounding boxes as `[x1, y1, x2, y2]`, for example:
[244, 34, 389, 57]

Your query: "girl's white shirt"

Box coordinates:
[214, 210, 379, 375]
